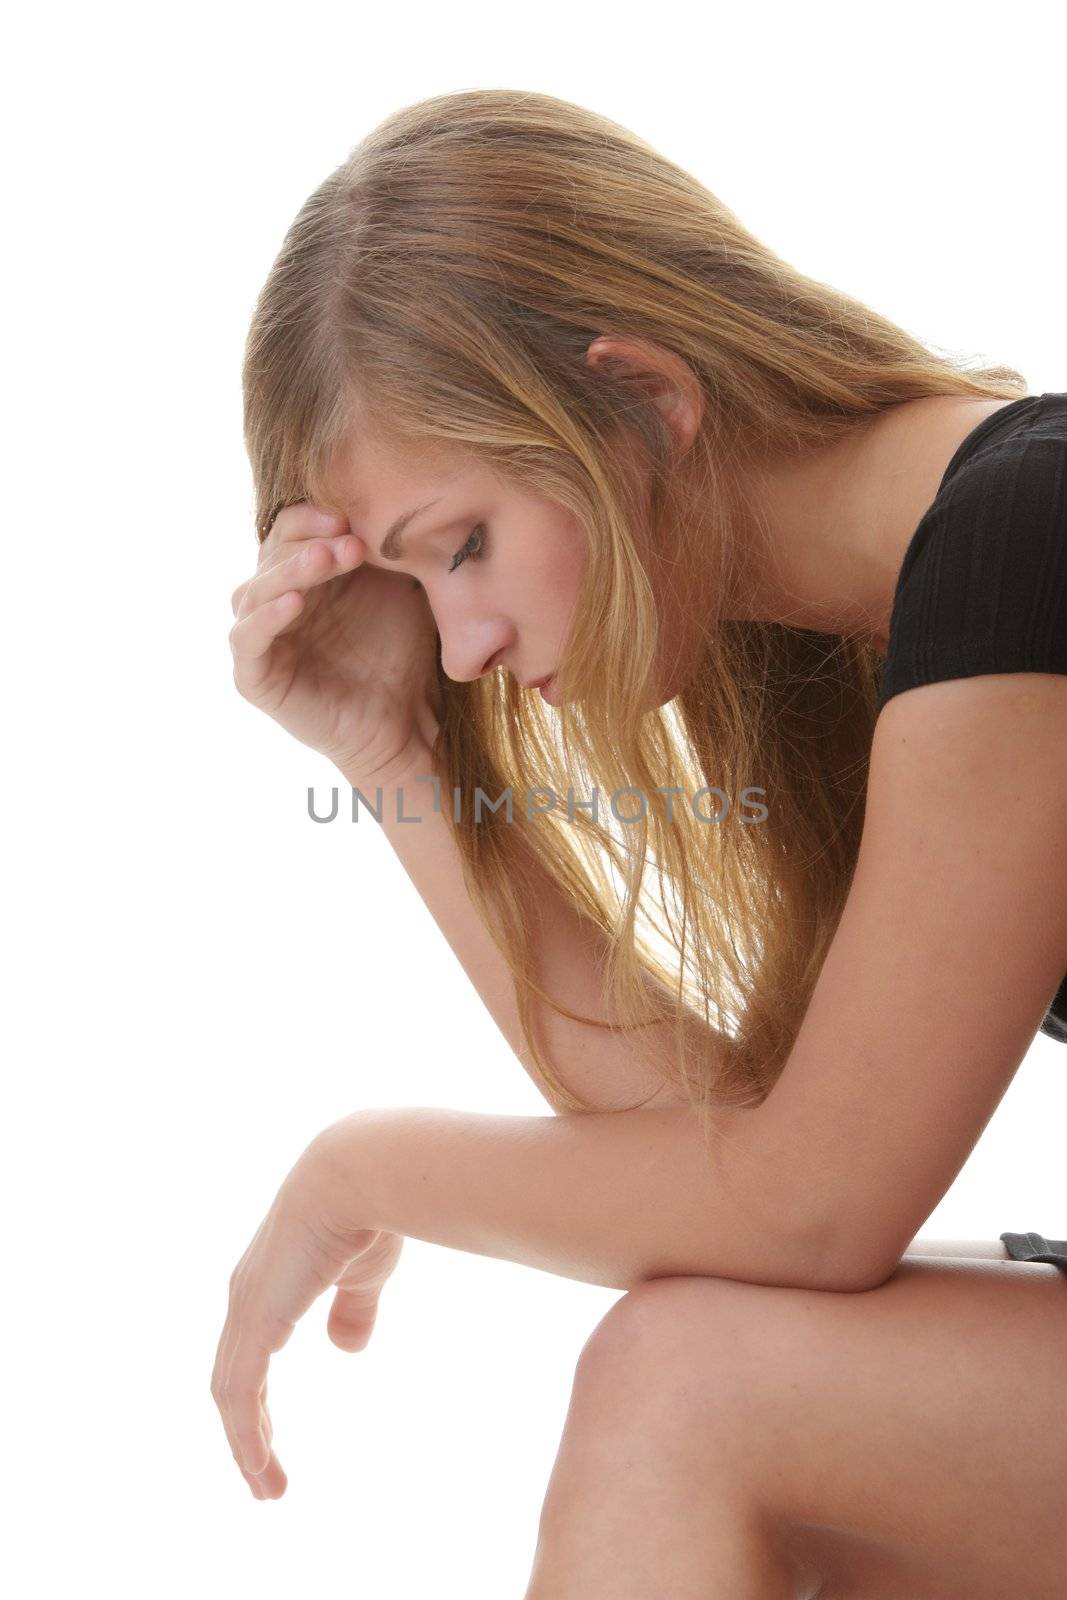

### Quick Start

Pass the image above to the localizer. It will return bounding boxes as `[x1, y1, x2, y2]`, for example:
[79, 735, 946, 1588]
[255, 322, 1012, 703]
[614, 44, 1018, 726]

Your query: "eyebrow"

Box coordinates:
[377, 498, 443, 561]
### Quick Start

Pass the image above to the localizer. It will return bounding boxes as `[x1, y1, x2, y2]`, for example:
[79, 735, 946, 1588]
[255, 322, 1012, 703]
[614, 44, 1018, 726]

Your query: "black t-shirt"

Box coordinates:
[876, 392, 1067, 1044]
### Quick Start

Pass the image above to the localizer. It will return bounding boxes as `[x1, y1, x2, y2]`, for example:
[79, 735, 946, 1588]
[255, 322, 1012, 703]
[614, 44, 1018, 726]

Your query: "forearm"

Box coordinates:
[343, 751, 724, 1114]
[317, 1102, 845, 1293]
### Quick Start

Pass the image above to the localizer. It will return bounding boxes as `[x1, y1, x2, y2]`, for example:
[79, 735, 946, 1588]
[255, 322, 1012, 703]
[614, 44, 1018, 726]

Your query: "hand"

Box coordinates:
[210, 1127, 403, 1501]
[229, 501, 443, 787]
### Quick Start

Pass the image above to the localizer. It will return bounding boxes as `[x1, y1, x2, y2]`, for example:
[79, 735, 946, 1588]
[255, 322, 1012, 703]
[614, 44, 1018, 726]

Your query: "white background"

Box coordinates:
[4, 2, 1065, 1594]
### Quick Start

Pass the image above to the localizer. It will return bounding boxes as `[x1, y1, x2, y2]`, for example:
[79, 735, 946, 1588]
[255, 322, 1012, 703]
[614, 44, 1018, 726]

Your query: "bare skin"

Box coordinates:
[228, 350, 1052, 1589]
[577, 337, 1018, 672]
[313, 337, 1017, 714]
[510, 370, 1056, 1595]
[524, 1240, 1067, 1599]
[739, 390, 1017, 657]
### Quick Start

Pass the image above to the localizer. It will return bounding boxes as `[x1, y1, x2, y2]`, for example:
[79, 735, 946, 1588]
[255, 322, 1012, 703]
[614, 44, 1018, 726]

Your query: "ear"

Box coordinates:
[584, 335, 703, 453]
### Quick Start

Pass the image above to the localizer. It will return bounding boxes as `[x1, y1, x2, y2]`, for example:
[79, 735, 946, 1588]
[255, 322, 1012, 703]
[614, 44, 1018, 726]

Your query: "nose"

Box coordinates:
[438, 635, 511, 684]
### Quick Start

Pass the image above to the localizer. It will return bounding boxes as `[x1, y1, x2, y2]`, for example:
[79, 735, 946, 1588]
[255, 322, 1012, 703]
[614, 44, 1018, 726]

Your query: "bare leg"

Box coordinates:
[523, 1244, 1067, 1599]
[896, 1236, 1013, 1259]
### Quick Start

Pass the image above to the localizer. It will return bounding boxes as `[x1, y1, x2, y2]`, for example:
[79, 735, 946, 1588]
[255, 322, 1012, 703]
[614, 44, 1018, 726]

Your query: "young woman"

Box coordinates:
[212, 89, 1067, 1597]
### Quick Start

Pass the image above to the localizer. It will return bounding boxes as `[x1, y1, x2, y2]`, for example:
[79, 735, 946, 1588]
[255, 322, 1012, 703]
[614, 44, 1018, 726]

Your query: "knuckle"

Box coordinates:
[262, 501, 300, 541]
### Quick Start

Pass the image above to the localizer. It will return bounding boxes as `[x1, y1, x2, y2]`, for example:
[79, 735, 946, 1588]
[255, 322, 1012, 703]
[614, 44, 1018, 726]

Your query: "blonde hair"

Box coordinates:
[242, 87, 1026, 1156]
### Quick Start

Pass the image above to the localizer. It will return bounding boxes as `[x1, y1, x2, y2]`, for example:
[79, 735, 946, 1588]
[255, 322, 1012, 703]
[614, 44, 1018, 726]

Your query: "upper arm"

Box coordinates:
[754, 672, 1067, 1290]
[516, 839, 729, 1114]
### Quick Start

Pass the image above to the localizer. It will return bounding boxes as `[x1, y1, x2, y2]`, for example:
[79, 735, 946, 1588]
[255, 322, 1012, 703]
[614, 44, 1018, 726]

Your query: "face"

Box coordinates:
[323, 432, 587, 703]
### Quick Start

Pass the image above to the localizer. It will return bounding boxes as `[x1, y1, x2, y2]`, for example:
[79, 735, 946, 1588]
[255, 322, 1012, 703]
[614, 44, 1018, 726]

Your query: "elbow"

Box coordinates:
[737, 1210, 884, 1294]
[809, 1221, 907, 1294]
[814, 1258, 901, 1294]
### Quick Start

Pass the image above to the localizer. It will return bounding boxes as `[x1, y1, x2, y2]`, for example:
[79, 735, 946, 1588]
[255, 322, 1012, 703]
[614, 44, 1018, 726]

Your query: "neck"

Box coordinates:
[736, 395, 1015, 656]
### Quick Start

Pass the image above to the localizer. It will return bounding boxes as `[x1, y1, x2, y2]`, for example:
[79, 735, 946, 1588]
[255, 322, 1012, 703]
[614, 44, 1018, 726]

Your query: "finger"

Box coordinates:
[246, 1450, 288, 1500]
[213, 1316, 287, 1484]
[210, 1229, 283, 1477]
[326, 1233, 403, 1350]
[211, 1194, 351, 1488]
[327, 1274, 382, 1349]
[258, 502, 349, 571]
[236, 1419, 283, 1499]
[211, 1300, 275, 1477]
[231, 532, 362, 620]
[228, 589, 307, 702]
[222, 1368, 286, 1500]
[228, 536, 363, 701]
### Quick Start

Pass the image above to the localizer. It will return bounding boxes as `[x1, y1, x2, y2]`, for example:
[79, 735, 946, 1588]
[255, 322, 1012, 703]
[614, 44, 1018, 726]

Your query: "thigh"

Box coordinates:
[586, 1252, 1067, 1599]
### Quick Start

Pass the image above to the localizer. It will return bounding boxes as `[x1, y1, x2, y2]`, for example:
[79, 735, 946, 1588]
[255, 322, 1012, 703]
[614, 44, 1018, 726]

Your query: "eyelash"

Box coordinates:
[448, 524, 487, 573]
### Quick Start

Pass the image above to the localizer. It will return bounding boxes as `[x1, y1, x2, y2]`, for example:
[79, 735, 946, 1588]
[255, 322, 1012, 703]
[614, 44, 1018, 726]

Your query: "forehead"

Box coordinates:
[320, 429, 476, 513]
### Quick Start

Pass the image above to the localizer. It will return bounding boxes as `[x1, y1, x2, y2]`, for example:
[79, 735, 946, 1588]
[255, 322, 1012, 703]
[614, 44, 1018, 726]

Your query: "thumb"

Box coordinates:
[325, 1230, 403, 1351]
[326, 1284, 380, 1352]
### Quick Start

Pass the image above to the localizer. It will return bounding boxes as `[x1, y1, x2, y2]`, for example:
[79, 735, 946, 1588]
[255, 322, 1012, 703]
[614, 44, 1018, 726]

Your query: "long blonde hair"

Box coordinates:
[242, 88, 1026, 1150]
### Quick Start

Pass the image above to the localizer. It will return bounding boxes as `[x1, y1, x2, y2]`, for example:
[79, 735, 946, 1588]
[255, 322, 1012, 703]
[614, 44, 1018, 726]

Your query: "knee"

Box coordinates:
[574, 1272, 830, 1431]
[564, 1278, 799, 1513]
[574, 1275, 751, 1412]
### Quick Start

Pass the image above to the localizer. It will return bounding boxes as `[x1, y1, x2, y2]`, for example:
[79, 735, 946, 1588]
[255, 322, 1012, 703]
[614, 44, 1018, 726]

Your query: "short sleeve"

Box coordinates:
[877, 435, 1067, 713]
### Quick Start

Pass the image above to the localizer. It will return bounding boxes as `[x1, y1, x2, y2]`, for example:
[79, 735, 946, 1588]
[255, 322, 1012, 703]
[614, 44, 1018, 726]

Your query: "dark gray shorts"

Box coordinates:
[999, 1232, 1067, 1273]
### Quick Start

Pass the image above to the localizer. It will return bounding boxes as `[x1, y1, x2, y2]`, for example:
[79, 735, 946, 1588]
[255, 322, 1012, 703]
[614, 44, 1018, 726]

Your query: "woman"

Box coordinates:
[213, 89, 1067, 1597]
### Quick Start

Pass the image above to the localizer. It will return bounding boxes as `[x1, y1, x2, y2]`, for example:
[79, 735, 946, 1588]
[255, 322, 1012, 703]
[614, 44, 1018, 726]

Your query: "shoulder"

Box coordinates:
[879, 430, 1067, 712]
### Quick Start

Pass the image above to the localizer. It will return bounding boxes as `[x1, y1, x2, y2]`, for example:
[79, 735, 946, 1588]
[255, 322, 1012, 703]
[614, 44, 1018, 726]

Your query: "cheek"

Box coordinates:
[542, 530, 586, 602]
[508, 518, 586, 620]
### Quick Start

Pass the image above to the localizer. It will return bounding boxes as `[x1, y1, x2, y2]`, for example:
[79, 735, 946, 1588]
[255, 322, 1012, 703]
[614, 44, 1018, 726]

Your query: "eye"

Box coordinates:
[448, 524, 487, 573]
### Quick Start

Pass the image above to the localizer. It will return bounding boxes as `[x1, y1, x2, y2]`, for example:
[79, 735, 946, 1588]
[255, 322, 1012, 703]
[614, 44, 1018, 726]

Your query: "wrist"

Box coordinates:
[306, 1109, 393, 1239]
[338, 741, 439, 797]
